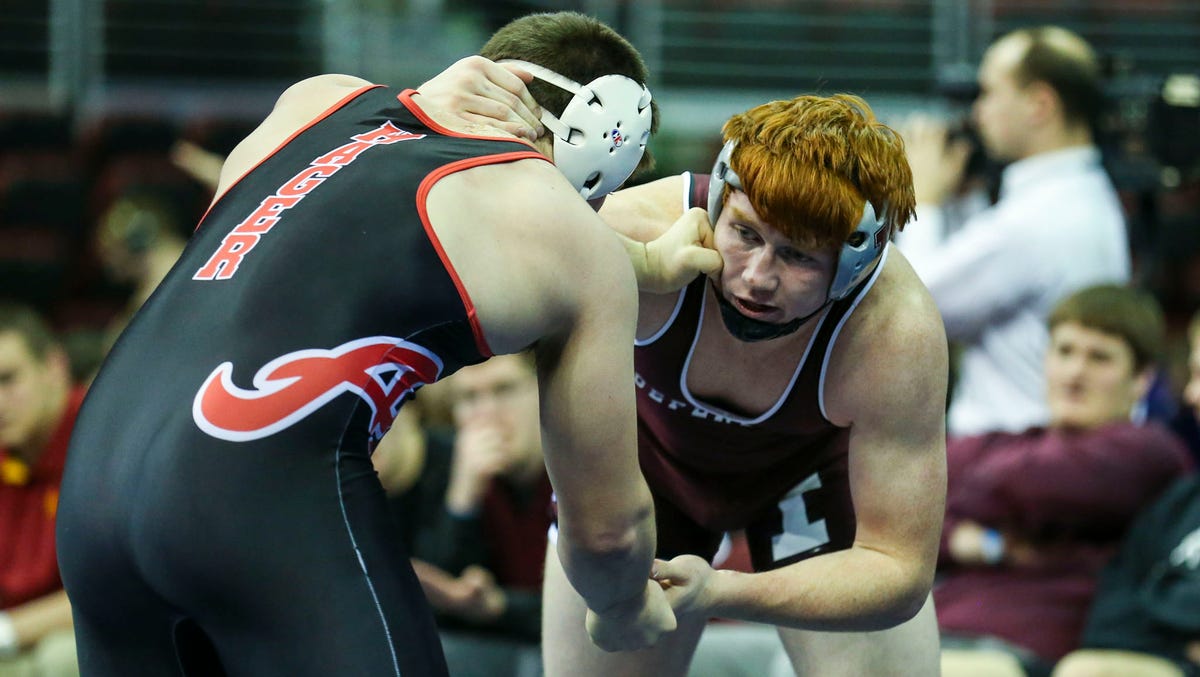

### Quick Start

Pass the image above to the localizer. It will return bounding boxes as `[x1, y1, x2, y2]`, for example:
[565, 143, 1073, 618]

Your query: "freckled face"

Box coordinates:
[712, 191, 836, 324]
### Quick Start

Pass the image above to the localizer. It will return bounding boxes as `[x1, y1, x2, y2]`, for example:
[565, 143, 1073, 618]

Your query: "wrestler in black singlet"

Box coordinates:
[56, 86, 541, 676]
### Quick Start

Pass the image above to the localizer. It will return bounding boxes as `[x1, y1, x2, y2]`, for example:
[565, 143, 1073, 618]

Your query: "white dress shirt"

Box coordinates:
[897, 146, 1130, 437]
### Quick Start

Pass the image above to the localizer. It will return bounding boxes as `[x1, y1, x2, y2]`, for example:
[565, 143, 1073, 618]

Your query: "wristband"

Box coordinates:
[980, 528, 1005, 565]
[0, 610, 18, 658]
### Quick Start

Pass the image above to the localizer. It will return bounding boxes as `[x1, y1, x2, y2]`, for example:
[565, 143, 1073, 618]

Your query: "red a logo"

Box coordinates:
[193, 337, 441, 443]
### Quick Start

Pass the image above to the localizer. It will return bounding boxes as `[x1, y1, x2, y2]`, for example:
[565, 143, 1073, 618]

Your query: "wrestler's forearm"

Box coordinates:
[556, 502, 656, 614]
[705, 546, 931, 632]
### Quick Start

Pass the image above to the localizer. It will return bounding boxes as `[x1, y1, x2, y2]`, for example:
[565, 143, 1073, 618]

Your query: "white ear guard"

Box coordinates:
[502, 59, 653, 200]
[829, 201, 889, 300]
[706, 140, 890, 301]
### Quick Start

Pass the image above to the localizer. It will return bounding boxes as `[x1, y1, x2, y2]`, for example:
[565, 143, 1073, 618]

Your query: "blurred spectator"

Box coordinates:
[372, 401, 444, 550]
[1048, 310, 1200, 677]
[371, 401, 507, 625]
[898, 25, 1130, 438]
[92, 188, 190, 349]
[375, 398, 546, 677]
[0, 303, 83, 676]
[379, 353, 549, 677]
[169, 139, 225, 194]
[1050, 476, 1200, 677]
[936, 284, 1194, 677]
[1173, 312, 1200, 464]
[57, 328, 108, 387]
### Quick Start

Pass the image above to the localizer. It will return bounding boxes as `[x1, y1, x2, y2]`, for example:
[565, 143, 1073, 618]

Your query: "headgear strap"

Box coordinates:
[502, 59, 653, 200]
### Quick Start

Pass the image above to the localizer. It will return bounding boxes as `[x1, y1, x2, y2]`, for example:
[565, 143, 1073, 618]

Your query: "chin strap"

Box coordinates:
[711, 281, 831, 343]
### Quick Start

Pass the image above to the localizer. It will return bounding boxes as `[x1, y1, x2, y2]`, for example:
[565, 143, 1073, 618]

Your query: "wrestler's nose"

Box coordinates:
[741, 249, 778, 291]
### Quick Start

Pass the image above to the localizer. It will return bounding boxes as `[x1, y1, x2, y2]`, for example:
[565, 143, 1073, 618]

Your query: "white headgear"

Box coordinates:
[502, 60, 653, 200]
[707, 140, 890, 301]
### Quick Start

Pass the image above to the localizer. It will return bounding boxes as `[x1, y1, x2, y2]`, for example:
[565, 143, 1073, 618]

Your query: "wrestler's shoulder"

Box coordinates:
[858, 247, 941, 333]
[834, 250, 946, 373]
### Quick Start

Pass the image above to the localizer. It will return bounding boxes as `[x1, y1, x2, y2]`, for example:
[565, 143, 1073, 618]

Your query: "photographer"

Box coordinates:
[898, 25, 1130, 439]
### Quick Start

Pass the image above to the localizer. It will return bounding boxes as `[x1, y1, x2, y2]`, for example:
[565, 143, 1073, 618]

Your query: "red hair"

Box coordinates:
[721, 94, 915, 249]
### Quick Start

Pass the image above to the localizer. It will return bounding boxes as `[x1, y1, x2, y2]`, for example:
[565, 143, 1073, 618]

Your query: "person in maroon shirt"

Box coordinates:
[1049, 307, 1200, 677]
[0, 303, 85, 676]
[937, 284, 1194, 677]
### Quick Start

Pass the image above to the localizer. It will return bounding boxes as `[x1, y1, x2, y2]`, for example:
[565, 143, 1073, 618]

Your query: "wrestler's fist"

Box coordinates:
[642, 208, 724, 294]
[585, 579, 677, 652]
[417, 56, 544, 142]
[651, 555, 719, 617]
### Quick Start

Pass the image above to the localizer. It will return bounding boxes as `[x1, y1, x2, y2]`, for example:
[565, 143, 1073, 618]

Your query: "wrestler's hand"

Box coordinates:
[651, 555, 719, 617]
[585, 580, 677, 652]
[417, 55, 544, 142]
[641, 208, 724, 294]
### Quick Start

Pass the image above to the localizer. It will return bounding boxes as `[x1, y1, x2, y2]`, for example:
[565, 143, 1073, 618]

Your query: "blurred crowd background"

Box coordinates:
[1, 0, 1198, 381]
[2, 3, 1200, 675]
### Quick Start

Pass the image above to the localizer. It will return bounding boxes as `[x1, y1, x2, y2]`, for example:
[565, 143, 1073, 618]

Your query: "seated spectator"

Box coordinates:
[92, 189, 190, 347]
[371, 400, 510, 629]
[376, 352, 549, 677]
[1173, 311, 1200, 465]
[1050, 310, 1200, 677]
[0, 303, 85, 676]
[1135, 310, 1200, 467]
[936, 284, 1195, 677]
[372, 401, 446, 551]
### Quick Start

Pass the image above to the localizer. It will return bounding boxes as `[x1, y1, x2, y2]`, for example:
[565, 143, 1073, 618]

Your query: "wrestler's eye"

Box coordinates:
[779, 248, 810, 265]
[734, 225, 760, 244]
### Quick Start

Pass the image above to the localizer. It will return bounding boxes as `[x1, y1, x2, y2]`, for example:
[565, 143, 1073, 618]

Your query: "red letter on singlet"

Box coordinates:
[278, 165, 335, 197]
[192, 233, 261, 281]
[314, 141, 374, 167]
[192, 122, 426, 282]
[352, 122, 424, 145]
[233, 195, 303, 235]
